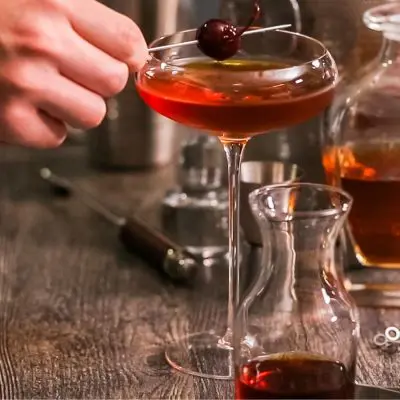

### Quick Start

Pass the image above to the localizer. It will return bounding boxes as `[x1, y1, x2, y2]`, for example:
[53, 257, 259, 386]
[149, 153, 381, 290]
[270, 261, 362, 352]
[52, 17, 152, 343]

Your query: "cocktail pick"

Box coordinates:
[149, 24, 292, 53]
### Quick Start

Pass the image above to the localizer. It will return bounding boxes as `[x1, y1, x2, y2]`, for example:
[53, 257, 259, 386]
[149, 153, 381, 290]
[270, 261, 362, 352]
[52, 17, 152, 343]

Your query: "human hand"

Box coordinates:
[0, 0, 148, 148]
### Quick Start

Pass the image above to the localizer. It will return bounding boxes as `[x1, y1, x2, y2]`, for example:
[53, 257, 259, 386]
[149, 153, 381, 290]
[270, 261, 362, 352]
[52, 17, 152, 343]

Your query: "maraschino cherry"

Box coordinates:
[195, 20, 239, 61]
[196, 0, 261, 61]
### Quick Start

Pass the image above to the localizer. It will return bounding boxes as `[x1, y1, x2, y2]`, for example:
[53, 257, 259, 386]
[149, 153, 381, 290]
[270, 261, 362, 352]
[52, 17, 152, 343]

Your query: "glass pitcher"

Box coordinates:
[235, 183, 359, 400]
[323, 3, 400, 269]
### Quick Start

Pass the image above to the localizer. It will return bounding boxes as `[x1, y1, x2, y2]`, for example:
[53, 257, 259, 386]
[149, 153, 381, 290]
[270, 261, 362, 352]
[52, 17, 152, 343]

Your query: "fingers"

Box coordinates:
[57, 28, 129, 98]
[37, 74, 106, 130]
[0, 57, 107, 148]
[0, 101, 67, 148]
[0, 0, 149, 149]
[66, 0, 148, 72]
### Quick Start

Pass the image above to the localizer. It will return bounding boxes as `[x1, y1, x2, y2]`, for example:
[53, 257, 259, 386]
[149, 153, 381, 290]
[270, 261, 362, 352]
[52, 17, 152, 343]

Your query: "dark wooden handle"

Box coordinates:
[118, 217, 177, 268]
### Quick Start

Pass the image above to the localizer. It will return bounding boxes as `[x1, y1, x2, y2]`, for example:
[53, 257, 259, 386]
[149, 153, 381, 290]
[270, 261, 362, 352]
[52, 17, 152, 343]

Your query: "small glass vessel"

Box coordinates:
[235, 183, 359, 400]
[323, 3, 400, 269]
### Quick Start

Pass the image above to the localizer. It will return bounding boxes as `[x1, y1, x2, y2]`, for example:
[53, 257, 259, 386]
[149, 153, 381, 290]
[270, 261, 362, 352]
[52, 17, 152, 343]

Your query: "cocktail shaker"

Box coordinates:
[87, 0, 204, 169]
[162, 134, 229, 259]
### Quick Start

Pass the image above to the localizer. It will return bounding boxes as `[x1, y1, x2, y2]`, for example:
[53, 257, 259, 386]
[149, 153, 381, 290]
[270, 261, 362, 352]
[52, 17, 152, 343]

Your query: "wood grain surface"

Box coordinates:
[0, 145, 398, 399]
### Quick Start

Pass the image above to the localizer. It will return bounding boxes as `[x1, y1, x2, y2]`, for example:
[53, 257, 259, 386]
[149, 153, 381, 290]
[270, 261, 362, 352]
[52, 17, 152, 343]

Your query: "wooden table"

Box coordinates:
[0, 144, 398, 399]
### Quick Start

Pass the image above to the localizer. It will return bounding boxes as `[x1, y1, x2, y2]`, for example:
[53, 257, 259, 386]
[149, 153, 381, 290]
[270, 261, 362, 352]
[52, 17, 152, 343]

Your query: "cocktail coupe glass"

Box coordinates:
[136, 28, 338, 380]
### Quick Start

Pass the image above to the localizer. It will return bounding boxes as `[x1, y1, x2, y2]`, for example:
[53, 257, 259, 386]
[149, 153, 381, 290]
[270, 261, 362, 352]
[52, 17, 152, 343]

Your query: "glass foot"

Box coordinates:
[165, 330, 234, 380]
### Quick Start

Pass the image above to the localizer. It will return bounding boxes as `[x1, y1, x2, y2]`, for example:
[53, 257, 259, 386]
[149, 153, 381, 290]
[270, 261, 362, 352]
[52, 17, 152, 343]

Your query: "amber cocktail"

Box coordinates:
[137, 57, 335, 143]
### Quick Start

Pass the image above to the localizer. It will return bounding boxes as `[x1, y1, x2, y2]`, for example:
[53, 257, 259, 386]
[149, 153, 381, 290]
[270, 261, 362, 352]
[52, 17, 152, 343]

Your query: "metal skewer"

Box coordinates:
[149, 24, 292, 53]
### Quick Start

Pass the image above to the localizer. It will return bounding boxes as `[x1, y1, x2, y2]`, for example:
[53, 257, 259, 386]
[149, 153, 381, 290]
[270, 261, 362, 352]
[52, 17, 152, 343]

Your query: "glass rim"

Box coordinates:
[363, 2, 400, 32]
[147, 28, 332, 72]
[249, 182, 353, 220]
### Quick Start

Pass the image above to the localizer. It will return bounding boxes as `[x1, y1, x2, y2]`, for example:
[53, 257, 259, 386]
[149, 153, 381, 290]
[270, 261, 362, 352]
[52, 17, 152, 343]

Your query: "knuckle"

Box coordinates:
[25, 28, 60, 59]
[41, 0, 65, 11]
[14, 26, 39, 54]
[14, 13, 42, 40]
[13, 10, 62, 59]
[3, 62, 39, 94]
[29, 31, 61, 59]
[103, 63, 129, 96]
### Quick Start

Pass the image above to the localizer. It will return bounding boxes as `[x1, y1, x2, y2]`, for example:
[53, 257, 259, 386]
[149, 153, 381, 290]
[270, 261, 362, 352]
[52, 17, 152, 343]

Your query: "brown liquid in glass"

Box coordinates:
[137, 59, 334, 143]
[236, 353, 355, 400]
[323, 141, 400, 267]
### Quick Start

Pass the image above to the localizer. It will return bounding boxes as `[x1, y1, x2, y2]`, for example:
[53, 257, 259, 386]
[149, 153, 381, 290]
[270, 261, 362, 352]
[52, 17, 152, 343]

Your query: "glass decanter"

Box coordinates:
[323, 3, 400, 269]
[235, 183, 359, 400]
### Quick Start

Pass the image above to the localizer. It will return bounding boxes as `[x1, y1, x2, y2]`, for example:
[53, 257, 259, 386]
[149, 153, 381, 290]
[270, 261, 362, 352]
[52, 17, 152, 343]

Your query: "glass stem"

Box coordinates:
[221, 140, 247, 346]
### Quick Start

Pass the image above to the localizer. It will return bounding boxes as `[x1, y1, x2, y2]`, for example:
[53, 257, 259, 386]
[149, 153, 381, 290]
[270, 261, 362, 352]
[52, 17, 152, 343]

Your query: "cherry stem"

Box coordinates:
[236, 0, 261, 36]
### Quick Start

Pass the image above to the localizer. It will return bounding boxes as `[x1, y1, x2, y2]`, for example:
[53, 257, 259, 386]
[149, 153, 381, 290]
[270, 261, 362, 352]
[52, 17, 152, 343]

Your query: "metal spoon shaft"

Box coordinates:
[40, 168, 126, 226]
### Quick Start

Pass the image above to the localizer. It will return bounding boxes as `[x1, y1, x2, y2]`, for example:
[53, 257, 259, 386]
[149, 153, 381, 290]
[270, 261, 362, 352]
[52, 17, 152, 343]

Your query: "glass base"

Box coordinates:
[165, 330, 234, 380]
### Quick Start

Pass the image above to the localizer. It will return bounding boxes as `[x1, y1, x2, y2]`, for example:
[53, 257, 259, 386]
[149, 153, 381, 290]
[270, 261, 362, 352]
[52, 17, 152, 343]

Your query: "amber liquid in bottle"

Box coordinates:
[236, 353, 355, 400]
[137, 59, 334, 142]
[323, 140, 400, 267]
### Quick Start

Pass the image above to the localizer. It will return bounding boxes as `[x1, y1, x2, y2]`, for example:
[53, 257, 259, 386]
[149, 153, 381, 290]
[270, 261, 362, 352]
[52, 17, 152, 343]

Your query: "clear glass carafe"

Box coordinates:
[323, 3, 400, 268]
[235, 183, 359, 400]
